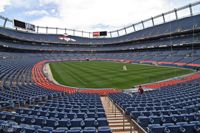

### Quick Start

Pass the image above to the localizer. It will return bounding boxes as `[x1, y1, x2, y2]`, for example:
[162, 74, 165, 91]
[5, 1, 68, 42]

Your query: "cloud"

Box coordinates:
[9, 0, 36, 9]
[38, 0, 60, 6]
[1, 0, 197, 32]
[25, 10, 49, 16]
[32, 0, 171, 31]
[0, 0, 11, 12]
[89, 24, 116, 31]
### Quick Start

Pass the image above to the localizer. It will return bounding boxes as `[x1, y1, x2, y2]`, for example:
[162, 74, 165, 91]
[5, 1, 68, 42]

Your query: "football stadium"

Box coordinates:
[0, 0, 200, 133]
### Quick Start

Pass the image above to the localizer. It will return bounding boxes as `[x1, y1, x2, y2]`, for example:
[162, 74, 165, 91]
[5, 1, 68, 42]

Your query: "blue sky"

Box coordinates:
[0, 0, 198, 32]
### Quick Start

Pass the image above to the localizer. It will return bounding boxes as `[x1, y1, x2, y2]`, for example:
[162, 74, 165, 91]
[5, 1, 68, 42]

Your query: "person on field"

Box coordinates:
[138, 85, 144, 94]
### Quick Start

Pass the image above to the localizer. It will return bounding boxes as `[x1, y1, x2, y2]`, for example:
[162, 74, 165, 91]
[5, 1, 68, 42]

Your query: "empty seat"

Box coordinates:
[84, 118, 97, 127]
[137, 116, 150, 127]
[163, 123, 181, 133]
[147, 124, 164, 133]
[97, 118, 108, 127]
[68, 127, 82, 133]
[70, 118, 84, 128]
[58, 118, 71, 128]
[83, 127, 96, 133]
[130, 111, 141, 119]
[98, 126, 112, 133]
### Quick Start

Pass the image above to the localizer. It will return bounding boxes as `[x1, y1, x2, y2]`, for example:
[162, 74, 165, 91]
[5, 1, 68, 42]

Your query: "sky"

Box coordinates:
[0, 0, 198, 33]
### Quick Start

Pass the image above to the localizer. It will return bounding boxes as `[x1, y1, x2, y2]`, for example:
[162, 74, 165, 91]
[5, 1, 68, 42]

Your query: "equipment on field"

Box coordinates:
[123, 65, 127, 71]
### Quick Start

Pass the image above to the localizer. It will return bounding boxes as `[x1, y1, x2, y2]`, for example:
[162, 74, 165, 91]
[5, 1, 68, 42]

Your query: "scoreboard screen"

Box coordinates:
[14, 19, 35, 31]
[100, 31, 107, 36]
[93, 31, 107, 37]
[26, 23, 35, 31]
[14, 19, 26, 29]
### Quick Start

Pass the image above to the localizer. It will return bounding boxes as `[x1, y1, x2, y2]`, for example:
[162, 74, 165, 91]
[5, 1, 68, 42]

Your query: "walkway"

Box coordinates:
[101, 96, 139, 133]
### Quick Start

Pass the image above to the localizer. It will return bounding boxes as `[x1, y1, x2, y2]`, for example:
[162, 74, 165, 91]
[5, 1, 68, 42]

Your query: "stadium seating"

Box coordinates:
[109, 78, 200, 132]
[0, 31, 200, 52]
[0, 7, 200, 133]
[0, 93, 111, 132]
[0, 14, 200, 44]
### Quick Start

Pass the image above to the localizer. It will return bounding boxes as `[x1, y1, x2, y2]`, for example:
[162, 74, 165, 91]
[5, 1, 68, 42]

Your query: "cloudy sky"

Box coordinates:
[0, 0, 198, 32]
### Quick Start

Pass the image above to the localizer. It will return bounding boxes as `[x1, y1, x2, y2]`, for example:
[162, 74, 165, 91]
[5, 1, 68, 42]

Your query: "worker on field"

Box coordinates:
[138, 85, 144, 94]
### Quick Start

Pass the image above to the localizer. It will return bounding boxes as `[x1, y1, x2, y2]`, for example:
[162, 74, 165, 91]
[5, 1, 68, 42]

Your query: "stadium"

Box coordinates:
[0, 0, 200, 133]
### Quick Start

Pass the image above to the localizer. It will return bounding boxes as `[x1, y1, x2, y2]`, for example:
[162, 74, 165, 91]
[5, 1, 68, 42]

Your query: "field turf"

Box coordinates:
[49, 61, 194, 89]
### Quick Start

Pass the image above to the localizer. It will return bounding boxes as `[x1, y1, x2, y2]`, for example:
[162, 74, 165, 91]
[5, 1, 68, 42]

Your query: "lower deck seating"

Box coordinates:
[0, 54, 112, 132]
[109, 78, 200, 133]
[0, 51, 200, 132]
[0, 93, 111, 133]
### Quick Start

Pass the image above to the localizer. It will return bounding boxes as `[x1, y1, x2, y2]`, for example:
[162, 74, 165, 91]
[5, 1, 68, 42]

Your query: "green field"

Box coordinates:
[49, 61, 194, 89]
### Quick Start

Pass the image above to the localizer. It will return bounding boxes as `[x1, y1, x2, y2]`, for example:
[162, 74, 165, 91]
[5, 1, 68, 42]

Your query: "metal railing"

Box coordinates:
[109, 96, 147, 133]
[0, 1, 200, 38]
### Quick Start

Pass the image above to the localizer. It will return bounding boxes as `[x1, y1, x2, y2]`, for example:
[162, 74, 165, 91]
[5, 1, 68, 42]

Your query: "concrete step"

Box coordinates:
[101, 96, 139, 133]
[111, 126, 132, 131]
[108, 119, 129, 123]
[107, 116, 127, 120]
[104, 110, 121, 112]
[109, 122, 131, 127]
[105, 112, 121, 114]
[106, 112, 122, 115]
[113, 130, 138, 133]
[106, 114, 122, 116]
[107, 116, 124, 120]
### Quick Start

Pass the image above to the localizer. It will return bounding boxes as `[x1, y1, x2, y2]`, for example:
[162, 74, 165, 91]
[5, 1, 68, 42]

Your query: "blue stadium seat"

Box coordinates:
[84, 118, 97, 127]
[82, 127, 96, 133]
[147, 124, 165, 133]
[70, 118, 84, 128]
[68, 127, 82, 133]
[98, 126, 112, 133]
[97, 118, 108, 127]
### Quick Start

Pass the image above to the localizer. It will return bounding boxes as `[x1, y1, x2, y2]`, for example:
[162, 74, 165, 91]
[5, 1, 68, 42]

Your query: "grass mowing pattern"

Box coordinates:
[49, 61, 194, 89]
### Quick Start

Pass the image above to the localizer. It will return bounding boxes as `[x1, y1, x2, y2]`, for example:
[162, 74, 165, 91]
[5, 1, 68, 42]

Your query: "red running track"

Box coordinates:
[143, 73, 200, 89]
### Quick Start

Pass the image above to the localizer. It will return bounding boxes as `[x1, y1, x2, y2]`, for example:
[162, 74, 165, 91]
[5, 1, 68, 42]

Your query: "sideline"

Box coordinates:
[43, 63, 69, 88]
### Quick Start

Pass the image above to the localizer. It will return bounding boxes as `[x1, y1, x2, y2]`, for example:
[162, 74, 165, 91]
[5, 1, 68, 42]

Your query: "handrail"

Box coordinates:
[108, 96, 147, 133]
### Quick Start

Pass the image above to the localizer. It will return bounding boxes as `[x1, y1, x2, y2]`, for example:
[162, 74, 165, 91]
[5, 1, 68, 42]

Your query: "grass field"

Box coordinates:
[49, 61, 194, 89]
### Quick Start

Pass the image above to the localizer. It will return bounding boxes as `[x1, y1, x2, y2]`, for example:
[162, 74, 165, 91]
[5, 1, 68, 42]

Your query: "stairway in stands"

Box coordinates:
[101, 96, 138, 133]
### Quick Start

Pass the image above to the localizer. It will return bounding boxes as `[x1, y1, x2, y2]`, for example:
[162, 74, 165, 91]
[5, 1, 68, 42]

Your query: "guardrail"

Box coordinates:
[108, 96, 147, 133]
[0, 1, 200, 38]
